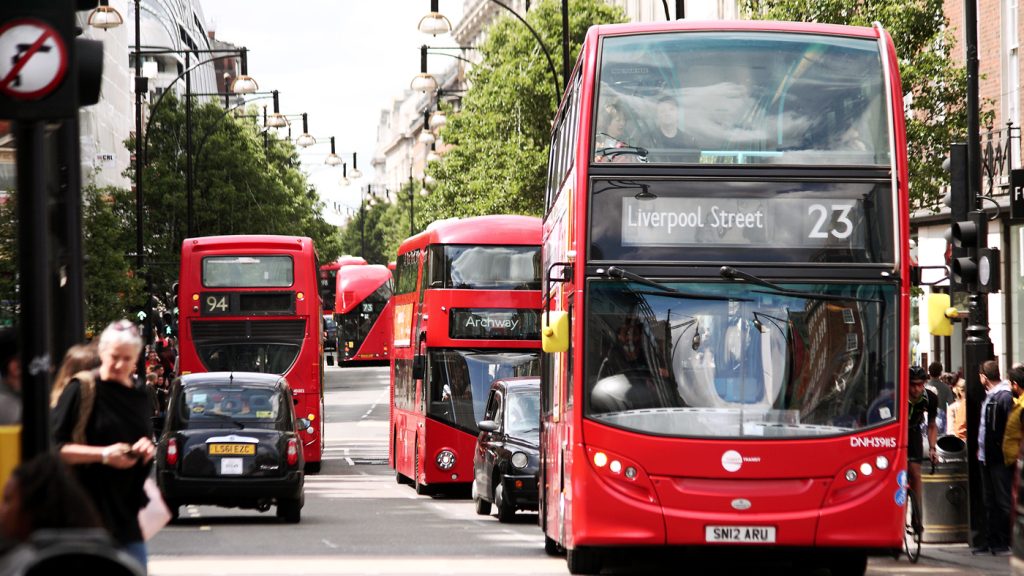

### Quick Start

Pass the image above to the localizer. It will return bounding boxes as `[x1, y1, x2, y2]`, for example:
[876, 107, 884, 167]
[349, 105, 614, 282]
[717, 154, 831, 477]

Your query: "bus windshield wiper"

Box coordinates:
[719, 266, 881, 304]
[597, 266, 743, 302]
[594, 134, 648, 162]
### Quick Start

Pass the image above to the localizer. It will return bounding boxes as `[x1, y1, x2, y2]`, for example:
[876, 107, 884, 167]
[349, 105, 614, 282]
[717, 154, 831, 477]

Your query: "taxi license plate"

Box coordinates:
[705, 526, 776, 543]
[208, 443, 255, 456]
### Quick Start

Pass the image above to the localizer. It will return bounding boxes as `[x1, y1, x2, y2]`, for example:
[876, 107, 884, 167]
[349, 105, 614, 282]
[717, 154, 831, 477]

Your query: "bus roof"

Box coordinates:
[321, 256, 368, 271]
[183, 235, 314, 254]
[397, 215, 542, 255]
[587, 19, 881, 40]
[335, 264, 392, 314]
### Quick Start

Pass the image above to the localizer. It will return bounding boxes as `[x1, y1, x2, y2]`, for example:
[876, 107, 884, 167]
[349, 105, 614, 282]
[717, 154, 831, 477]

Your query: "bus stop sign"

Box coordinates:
[0, 19, 68, 101]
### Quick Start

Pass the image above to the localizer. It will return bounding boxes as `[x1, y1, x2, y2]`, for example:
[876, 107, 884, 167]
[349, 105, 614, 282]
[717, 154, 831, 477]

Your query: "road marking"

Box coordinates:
[149, 555, 564, 575]
[320, 539, 338, 549]
[345, 457, 354, 466]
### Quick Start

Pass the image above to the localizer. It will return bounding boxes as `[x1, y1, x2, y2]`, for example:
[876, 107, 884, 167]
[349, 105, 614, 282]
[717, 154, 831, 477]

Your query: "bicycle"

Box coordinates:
[902, 458, 935, 564]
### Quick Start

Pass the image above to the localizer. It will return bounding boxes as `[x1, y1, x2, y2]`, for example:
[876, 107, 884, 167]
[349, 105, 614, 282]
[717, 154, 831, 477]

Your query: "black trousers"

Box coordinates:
[980, 460, 1014, 548]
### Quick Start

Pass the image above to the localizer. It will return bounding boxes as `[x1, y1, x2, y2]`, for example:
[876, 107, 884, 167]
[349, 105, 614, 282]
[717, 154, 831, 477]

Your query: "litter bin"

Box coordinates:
[921, 435, 969, 543]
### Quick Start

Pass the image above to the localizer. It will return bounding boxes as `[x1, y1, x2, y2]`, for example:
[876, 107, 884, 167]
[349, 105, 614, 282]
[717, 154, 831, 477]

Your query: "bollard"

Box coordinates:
[921, 435, 969, 543]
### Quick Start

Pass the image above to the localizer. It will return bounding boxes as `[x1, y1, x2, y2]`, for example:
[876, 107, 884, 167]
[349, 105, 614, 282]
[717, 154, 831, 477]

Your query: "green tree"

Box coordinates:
[0, 193, 17, 328]
[417, 0, 626, 225]
[82, 185, 143, 335]
[741, 0, 984, 209]
[139, 95, 342, 297]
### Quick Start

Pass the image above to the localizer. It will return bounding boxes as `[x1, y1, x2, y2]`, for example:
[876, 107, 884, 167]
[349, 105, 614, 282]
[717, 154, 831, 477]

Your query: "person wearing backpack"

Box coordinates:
[50, 320, 156, 572]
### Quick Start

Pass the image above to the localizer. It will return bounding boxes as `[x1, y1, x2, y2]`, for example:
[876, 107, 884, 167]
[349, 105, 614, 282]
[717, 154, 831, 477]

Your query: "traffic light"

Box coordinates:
[0, 0, 104, 121]
[950, 210, 1001, 294]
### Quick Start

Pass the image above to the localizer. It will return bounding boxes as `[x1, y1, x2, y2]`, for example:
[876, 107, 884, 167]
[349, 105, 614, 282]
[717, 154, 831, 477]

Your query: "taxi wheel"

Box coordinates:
[495, 481, 515, 523]
[472, 481, 491, 515]
[167, 501, 180, 523]
[277, 498, 301, 524]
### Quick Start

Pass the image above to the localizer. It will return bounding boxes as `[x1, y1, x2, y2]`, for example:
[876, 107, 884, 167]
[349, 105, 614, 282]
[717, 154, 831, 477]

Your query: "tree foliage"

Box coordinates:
[82, 186, 143, 334]
[139, 95, 343, 298]
[741, 0, 981, 209]
[415, 0, 626, 229]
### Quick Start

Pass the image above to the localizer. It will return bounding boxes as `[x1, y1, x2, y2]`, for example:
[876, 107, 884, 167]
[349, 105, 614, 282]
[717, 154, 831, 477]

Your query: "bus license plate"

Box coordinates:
[209, 443, 255, 456]
[705, 526, 776, 543]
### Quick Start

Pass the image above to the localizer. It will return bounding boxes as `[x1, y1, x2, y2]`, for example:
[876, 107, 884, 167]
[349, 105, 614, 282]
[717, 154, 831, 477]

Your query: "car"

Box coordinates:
[472, 377, 541, 522]
[156, 372, 306, 523]
[323, 315, 338, 352]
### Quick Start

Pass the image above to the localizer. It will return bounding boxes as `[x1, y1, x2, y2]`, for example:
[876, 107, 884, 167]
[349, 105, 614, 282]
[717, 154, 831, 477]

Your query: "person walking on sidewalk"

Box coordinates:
[907, 366, 938, 535]
[50, 320, 156, 572]
[974, 360, 1014, 556]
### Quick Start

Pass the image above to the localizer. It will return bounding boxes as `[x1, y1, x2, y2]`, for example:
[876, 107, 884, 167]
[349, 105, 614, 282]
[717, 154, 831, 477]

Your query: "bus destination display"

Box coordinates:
[621, 196, 865, 249]
[449, 308, 541, 340]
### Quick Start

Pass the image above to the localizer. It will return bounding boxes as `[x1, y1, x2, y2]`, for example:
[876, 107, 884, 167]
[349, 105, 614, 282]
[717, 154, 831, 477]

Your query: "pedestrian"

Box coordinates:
[974, 360, 1014, 556]
[50, 342, 101, 408]
[0, 452, 104, 549]
[948, 378, 968, 441]
[1002, 364, 1024, 468]
[0, 328, 21, 424]
[50, 319, 156, 572]
[926, 362, 953, 434]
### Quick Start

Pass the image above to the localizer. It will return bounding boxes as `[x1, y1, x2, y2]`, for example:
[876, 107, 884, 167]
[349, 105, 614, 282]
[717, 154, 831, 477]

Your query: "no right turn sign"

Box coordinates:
[0, 18, 68, 101]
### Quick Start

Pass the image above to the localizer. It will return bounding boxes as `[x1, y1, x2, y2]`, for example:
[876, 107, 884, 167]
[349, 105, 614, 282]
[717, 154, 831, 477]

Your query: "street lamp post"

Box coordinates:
[419, 0, 563, 98]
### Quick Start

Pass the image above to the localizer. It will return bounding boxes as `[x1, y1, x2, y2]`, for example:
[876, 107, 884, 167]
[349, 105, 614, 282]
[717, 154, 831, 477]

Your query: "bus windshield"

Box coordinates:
[429, 245, 541, 290]
[585, 280, 897, 439]
[594, 32, 889, 166]
[203, 255, 294, 287]
[427, 350, 541, 434]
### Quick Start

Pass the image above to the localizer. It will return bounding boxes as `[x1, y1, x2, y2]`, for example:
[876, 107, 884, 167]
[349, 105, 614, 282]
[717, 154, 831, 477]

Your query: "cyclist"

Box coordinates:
[907, 365, 938, 533]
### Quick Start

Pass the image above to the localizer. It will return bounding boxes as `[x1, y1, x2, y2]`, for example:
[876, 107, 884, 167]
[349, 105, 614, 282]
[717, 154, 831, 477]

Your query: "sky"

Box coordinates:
[199, 0, 465, 227]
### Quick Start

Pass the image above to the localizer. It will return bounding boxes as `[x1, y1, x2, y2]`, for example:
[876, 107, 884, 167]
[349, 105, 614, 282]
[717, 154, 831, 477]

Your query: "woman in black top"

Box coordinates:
[51, 319, 156, 572]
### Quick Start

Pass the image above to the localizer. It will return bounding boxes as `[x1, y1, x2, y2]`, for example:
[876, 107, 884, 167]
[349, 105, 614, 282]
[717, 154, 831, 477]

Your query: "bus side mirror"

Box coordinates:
[478, 420, 499, 433]
[412, 355, 425, 380]
[927, 293, 956, 336]
[542, 310, 569, 353]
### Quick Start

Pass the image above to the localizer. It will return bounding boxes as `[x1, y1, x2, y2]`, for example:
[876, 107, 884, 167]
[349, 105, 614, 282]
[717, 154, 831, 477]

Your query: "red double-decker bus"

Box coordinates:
[540, 21, 909, 574]
[334, 264, 393, 364]
[318, 256, 367, 316]
[390, 215, 543, 494]
[178, 235, 325, 473]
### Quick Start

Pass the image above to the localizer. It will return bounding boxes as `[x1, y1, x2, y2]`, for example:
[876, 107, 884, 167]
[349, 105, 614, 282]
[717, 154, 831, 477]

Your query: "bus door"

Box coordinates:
[543, 291, 573, 546]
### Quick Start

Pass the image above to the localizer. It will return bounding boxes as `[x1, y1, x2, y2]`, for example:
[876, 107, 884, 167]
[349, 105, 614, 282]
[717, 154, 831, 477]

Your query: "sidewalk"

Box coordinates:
[922, 543, 1011, 575]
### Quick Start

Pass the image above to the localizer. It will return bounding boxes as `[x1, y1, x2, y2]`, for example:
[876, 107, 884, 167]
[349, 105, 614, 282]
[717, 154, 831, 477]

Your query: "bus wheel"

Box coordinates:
[472, 480, 491, 515]
[495, 481, 515, 523]
[566, 546, 601, 575]
[305, 461, 321, 474]
[544, 534, 563, 556]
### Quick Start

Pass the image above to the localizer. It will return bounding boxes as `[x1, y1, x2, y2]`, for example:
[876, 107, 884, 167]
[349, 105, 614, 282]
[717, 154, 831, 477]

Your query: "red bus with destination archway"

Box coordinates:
[319, 256, 367, 316]
[540, 20, 910, 574]
[334, 264, 393, 364]
[178, 235, 325, 473]
[389, 215, 543, 494]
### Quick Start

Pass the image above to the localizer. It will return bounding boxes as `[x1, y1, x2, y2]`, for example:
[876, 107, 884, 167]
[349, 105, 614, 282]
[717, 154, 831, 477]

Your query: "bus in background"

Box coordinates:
[390, 215, 543, 495]
[178, 235, 325, 473]
[335, 264, 393, 364]
[540, 21, 908, 574]
[319, 256, 367, 316]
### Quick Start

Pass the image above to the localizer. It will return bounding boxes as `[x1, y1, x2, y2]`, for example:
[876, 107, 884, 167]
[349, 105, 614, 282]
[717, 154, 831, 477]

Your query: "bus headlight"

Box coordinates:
[436, 449, 456, 470]
[511, 452, 529, 469]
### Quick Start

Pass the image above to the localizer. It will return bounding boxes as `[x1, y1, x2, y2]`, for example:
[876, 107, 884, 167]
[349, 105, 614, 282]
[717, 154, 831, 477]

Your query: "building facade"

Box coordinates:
[912, 1, 1023, 375]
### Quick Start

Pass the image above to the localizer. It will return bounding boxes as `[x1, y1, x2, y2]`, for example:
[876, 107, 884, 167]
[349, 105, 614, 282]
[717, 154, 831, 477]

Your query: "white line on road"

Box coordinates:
[320, 539, 338, 549]
[345, 457, 354, 466]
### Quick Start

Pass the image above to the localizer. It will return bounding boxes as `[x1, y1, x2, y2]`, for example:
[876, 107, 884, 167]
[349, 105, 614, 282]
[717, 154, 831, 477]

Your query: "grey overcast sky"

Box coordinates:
[200, 0, 464, 226]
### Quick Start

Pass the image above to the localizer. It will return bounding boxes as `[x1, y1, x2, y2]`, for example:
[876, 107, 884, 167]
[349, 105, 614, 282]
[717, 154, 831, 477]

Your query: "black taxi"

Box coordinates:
[156, 372, 306, 523]
[472, 377, 541, 522]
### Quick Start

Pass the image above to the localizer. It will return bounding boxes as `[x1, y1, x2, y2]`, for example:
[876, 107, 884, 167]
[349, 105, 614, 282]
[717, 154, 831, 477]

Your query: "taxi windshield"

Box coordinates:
[179, 384, 283, 430]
